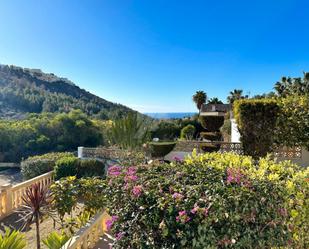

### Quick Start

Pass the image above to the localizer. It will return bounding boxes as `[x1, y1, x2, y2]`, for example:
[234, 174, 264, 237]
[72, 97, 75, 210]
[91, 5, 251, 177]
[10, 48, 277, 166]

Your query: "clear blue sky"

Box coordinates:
[0, 0, 308, 112]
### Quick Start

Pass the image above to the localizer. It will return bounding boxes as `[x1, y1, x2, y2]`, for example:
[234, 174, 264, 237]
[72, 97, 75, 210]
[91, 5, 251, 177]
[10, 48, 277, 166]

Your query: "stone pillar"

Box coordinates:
[78, 147, 84, 159]
[1, 184, 13, 216]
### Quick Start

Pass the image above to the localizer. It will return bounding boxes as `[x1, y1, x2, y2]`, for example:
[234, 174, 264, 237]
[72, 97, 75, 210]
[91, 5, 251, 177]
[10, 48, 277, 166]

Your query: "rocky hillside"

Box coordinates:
[0, 64, 136, 119]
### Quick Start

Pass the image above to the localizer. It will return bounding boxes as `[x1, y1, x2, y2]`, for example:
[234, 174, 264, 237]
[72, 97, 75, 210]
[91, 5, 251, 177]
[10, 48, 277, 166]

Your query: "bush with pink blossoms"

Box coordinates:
[102, 152, 309, 248]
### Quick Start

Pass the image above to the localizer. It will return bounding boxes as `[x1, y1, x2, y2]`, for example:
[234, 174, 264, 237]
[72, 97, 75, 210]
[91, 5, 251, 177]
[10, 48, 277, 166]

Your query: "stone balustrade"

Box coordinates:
[62, 211, 112, 249]
[0, 171, 53, 218]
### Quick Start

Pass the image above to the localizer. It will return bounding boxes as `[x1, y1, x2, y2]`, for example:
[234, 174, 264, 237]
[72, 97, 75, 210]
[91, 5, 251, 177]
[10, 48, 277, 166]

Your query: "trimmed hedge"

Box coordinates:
[234, 99, 280, 158]
[21, 152, 74, 180]
[199, 116, 224, 131]
[54, 156, 105, 180]
[149, 142, 176, 158]
[200, 131, 222, 141]
[180, 125, 196, 140]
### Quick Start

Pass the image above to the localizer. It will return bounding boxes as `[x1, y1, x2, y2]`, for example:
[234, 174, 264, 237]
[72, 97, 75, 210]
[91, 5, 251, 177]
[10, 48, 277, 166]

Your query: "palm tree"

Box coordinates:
[207, 97, 223, 104]
[192, 91, 207, 115]
[227, 89, 248, 104]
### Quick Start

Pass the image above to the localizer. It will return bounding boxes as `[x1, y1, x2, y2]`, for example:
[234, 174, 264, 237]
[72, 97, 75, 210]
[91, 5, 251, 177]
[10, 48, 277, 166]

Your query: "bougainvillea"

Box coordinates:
[102, 151, 309, 248]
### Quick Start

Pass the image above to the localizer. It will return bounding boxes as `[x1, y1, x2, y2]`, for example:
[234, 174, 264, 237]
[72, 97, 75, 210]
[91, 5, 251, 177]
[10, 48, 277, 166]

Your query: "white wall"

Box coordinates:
[231, 119, 240, 143]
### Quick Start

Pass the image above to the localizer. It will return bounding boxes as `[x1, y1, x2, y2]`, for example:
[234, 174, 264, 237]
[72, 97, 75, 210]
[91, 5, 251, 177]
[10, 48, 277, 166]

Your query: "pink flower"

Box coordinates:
[115, 232, 124, 240]
[126, 167, 137, 175]
[203, 208, 209, 217]
[105, 219, 113, 230]
[173, 156, 182, 162]
[226, 168, 245, 185]
[105, 215, 119, 230]
[132, 185, 143, 198]
[125, 175, 138, 182]
[172, 192, 184, 201]
[191, 206, 199, 214]
[278, 208, 287, 217]
[108, 165, 122, 176]
[176, 210, 191, 223]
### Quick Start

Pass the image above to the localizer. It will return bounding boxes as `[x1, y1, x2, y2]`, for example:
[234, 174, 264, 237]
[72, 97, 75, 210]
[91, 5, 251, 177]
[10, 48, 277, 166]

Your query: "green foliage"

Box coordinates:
[0, 228, 26, 249]
[42, 232, 69, 249]
[110, 113, 150, 150]
[221, 119, 231, 141]
[199, 132, 222, 141]
[103, 152, 309, 248]
[21, 152, 73, 180]
[192, 91, 207, 112]
[78, 159, 105, 178]
[0, 110, 103, 162]
[50, 177, 106, 220]
[180, 125, 196, 140]
[150, 121, 180, 140]
[234, 99, 280, 158]
[199, 142, 221, 152]
[227, 89, 248, 104]
[276, 95, 309, 149]
[274, 72, 309, 97]
[54, 156, 79, 180]
[207, 97, 223, 104]
[149, 142, 176, 158]
[199, 115, 224, 131]
[50, 176, 79, 221]
[0, 64, 136, 119]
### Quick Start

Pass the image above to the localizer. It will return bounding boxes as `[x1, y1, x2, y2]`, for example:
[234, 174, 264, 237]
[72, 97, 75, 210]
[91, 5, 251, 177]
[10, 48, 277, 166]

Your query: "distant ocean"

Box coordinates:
[144, 112, 197, 119]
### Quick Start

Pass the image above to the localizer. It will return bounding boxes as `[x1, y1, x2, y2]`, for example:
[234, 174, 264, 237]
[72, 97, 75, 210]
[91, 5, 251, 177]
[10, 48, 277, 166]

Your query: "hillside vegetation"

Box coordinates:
[0, 64, 135, 119]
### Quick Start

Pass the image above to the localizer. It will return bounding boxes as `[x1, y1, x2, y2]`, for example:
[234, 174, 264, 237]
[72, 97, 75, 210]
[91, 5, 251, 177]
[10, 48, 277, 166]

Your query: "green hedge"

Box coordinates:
[180, 125, 196, 140]
[21, 152, 74, 180]
[199, 142, 221, 152]
[149, 142, 176, 158]
[103, 152, 309, 248]
[199, 116, 224, 131]
[54, 156, 105, 180]
[234, 99, 280, 158]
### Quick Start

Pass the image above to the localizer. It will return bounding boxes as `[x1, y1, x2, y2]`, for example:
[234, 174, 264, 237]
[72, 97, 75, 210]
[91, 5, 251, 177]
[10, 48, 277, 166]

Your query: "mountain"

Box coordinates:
[0, 64, 137, 119]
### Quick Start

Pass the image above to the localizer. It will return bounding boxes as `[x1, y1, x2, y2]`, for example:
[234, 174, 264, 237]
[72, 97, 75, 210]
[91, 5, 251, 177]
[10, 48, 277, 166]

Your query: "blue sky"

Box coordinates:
[0, 0, 309, 112]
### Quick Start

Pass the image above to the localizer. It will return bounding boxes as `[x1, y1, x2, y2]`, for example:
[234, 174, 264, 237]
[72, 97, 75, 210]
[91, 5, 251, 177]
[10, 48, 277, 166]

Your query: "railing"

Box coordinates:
[62, 211, 112, 249]
[0, 171, 53, 218]
[174, 141, 244, 154]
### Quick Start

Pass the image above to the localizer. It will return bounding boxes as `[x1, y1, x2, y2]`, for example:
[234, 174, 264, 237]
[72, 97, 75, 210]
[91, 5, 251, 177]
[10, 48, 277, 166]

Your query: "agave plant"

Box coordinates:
[42, 231, 70, 249]
[18, 182, 51, 249]
[0, 228, 26, 249]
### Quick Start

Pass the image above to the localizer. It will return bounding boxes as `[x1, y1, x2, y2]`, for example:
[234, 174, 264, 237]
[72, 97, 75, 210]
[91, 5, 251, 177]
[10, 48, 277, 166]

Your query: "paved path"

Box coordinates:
[93, 234, 114, 249]
[0, 168, 22, 186]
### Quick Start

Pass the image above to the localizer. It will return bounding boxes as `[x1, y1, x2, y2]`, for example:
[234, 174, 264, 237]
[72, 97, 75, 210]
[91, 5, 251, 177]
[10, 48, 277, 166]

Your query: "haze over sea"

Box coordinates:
[145, 112, 196, 119]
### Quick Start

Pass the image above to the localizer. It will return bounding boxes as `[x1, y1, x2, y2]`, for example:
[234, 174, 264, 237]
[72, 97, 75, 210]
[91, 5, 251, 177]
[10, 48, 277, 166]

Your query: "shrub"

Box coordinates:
[54, 156, 79, 180]
[180, 125, 196, 140]
[199, 142, 221, 152]
[234, 99, 280, 158]
[276, 95, 309, 149]
[149, 142, 176, 158]
[200, 131, 222, 141]
[78, 159, 105, 178]
[21, 152, 74, 180]
[199, 116, 224, 131]
[150, 121, 181, 140]
[103, 152, 309, 248]
[0, 228, 26, 249]
[42, 231, 69, 249]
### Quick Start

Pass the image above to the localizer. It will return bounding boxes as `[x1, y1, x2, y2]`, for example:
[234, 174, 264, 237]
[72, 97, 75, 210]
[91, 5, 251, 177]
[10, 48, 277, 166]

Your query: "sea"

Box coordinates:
[144, 112, 196, 119]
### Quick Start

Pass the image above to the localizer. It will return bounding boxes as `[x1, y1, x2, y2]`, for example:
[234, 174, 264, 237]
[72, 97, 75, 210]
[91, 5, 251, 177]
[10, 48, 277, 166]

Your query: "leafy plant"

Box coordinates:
[0, 228, 26, 249]
[19, 183, 50, 249]
[234, 99, 280, 158]
[103, 152, 309, 248]
[199, 115, 224, 131]
[21, 152, 74, 180]
[110, 113, 150, 150]
[42, 231, 69, 249]
[180, 124, 196, 140]
[54, 156, 79, 180]
[149, 142, 176, 158]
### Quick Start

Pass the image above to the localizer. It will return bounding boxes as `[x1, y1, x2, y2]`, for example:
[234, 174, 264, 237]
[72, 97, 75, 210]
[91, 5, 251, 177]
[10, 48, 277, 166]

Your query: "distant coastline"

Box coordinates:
[144, 112, 197, 119]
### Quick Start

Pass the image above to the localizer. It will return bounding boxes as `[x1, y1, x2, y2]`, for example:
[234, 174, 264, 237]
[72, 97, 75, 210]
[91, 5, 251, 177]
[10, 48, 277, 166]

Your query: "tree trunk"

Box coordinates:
[35, 214, 41, 249]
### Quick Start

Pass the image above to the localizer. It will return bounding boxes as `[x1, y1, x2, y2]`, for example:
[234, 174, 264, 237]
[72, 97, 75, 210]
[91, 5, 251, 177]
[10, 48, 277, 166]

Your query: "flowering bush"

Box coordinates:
[103, 152, 309, 248]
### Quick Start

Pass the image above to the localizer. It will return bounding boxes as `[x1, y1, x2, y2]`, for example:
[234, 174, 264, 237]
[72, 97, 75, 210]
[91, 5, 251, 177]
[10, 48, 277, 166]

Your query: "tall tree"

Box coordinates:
[274, 72, 309, 97]
[192, 91, 207, 115]
[207, 97, 223, 104]
[227, 89, 248, 104]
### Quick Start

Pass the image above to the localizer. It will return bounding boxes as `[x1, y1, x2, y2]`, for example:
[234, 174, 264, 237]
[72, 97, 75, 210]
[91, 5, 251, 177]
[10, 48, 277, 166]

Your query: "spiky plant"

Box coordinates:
[0, 228, 26, 249]
[42, 231, 69, 249]
[18, 183, 51, 249]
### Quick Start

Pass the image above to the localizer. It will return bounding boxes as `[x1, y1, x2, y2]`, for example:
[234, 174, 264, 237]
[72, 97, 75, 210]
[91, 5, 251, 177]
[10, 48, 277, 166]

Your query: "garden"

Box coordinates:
[0, 74, 309, 248]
